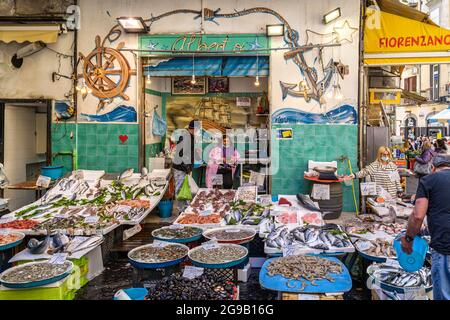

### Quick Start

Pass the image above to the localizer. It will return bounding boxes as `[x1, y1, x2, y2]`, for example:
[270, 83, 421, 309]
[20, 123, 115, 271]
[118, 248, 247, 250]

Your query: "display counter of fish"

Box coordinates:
[189, 244, 248, 265]
[224, 201, 270, 226]
[265, 225, 353, 253]
[368, 263, 432, 289]
[345, 218, 406, 237]
[355, 238, 396, 259]
[266, 255, 343, 288]
[152, 226, 203, 240]
[145, 273, 236, 300]
[0, 261, 73, 284]
[128, 244, 189, 263]
[186, 189, 235, 217]
[26, 233, 102, 256]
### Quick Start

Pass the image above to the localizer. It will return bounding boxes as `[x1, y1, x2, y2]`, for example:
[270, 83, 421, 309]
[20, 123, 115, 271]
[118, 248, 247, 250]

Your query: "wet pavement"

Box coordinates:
[75, 257, 370, 300]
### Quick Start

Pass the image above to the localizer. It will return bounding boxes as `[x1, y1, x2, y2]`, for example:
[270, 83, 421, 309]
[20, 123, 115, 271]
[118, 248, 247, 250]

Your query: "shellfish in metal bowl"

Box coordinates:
[188, 243, 248, 268]
[202, 227, 256, 244]
[128, 242, 189, 269]
[0, 260, 73, 288]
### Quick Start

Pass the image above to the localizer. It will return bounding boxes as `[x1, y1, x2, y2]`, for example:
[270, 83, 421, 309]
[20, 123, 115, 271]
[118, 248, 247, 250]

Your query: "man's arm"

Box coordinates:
[401, 197, 428, 254]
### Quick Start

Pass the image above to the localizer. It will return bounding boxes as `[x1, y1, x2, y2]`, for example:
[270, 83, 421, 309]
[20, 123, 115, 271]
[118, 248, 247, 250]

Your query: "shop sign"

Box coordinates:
[139, 34, 269, 54]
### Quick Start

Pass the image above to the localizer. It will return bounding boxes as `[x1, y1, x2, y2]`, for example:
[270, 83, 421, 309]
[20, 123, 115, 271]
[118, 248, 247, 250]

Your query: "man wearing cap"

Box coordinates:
[172, 120, 200, 213]
[401, 154, 450, 300]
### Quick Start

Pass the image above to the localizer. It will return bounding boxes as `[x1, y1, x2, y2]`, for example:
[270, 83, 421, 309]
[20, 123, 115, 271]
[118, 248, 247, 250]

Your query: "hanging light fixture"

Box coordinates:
[191, 53, 196, 85]
[146, 74, 152, 85]
[254, 53, 260, 87]
[76, 78, 92, 95]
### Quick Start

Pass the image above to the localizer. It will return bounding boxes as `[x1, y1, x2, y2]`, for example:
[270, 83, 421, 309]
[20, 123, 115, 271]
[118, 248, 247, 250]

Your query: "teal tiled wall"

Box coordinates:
[52, 123, 139, 174]
[271, 124, 360, 212]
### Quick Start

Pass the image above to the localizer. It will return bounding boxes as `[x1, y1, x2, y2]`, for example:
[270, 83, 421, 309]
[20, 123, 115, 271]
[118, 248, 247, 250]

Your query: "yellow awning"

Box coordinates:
[364, 7, 450, 65]
[0, 25, 59, 44]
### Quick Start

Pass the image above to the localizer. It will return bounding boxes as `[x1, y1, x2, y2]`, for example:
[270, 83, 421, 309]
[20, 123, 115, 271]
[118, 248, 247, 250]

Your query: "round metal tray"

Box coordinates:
[151, 226, 203, 244]
[367, 265, 433, 294]
[0, 232, 25, 251]
[203, 227, 256, 245]
[128, 243, 189, 270]
[0, 260, 73, 289]
[188, 244, 249, 269]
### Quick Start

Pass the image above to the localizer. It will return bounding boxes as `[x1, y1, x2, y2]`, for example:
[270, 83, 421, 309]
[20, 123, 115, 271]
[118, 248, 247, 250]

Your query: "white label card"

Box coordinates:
[361, 182, 378, 196]
[84, 216, 99, 224]
[202, 241, 218, 250]
[225, 229, 240, 233]
[183, 266, 204, 280]
[357, 241, 372, 251]
[385, 258, 400, 268]
[152, 240, 170, 248]
[283, 244, 300, 257]
[212, 175, 223, 186]
[36, 175, 51, 188]
[169, 225, 184, 230]
[298, 294, 320, 300]
[49, 253, 68, 265]
[312, 184, 330, 200]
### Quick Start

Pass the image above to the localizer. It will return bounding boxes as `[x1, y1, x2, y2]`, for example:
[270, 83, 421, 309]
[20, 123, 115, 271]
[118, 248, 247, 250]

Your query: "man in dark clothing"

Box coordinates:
[401, 154, 450, 300]
[172, 120, 198, 212]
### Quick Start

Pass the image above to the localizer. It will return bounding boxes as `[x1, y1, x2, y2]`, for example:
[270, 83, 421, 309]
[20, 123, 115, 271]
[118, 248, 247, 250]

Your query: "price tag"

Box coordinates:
[84, 216, 99, 224]
[385, 258, 400, 268]
[152, 240, 170, 247]
[360, 182, 377, 196]
[297, 294, 320, 300]
[36, 175, 51, 188]
[49, 253, 68, 265]
[202, 241, 218, 250]
[225, 229, 240, 233]
[169, 225, 183, 230]
[357, 240, 372, 252]
[199, 209, 212, 216]
[312, 184, 330, 200]
[73, 170, 84, 180]
[282, 244, 300, 257]
[115, 205, 132, 212]
[183, 266, 204, 280]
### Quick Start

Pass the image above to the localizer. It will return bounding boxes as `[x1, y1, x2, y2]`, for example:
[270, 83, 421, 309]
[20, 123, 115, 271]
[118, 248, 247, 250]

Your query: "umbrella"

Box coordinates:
[428, 108, 450, 121]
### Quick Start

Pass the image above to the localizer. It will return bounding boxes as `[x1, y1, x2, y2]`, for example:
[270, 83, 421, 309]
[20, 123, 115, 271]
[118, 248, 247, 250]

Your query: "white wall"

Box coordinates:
[3, 105, 44, 211]
[0, 0, 360, 119]
[77, 0, 360, 118]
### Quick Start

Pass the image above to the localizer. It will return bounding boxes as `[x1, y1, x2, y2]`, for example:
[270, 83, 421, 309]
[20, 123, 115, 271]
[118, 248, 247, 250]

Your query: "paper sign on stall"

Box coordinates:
[152, 240, 170, 248]
[49, 253, 68, 265]
[183, 266, 204, 280]
[212, 174, 223, 186]
[36, 175, 51, 188]
[312, 184, 330, 200]
[360, 182, 377, 196]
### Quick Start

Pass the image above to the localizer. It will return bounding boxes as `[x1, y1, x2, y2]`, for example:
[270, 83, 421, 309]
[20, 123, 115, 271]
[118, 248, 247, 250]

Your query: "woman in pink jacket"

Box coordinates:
[206, 135, 240, 189]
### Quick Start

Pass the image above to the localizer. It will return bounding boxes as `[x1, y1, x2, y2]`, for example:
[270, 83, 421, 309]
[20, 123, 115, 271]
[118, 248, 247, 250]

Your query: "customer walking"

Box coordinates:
[344, 146, 403, 199]
[172, 120, 199, 213]
[414, 141, 436, 179]
[434, 139, 448, 155]
[401, 154, 450, 300]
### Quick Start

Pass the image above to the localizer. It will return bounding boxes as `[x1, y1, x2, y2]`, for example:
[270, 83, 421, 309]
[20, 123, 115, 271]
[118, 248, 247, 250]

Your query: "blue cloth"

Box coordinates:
[431, 251, 450, 300]
[416, 170, 450, 255]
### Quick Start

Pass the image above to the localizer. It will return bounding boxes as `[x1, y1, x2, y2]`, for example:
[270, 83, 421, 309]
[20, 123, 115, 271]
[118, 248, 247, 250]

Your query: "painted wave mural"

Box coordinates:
[80, 105, 137, 123]
[272, 104, 357, 125]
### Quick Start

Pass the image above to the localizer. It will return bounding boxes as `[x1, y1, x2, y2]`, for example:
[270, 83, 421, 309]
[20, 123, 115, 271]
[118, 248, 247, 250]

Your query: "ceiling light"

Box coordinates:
[191, 74, 196, 85]
[117, 17, 148, 33]
[323, 7, 341, 24]
[254, 76, 260, 87]
[146, 74, 152, 85]
[266, 24, 285, 37]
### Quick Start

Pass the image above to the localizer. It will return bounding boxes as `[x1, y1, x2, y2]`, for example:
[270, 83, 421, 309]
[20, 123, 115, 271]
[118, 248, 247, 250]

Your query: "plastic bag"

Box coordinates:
[152, 110, 167, 137]
[176, 176, 192, 201]
[188, 175, 199, 195]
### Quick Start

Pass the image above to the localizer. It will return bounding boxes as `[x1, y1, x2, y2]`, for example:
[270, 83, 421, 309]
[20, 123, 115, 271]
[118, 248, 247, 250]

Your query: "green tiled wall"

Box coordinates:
[271, 124, 360, 212]
[52, 123, 139, 174]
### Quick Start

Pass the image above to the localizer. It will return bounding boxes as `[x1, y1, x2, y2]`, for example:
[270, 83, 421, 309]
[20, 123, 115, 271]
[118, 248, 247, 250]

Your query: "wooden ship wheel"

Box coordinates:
[79, 36, 131, 101]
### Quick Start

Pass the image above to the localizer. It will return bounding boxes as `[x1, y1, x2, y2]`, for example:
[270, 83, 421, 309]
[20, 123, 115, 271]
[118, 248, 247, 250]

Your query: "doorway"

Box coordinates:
[0, 99, 52, 211]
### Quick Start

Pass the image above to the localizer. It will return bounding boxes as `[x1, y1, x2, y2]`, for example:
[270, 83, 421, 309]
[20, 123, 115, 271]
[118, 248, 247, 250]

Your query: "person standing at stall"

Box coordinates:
[206, 134, 240, 189]
[344, 146, 403, 199]
[401, 154, 450, 300]
[414, 141, 436, 179]
[172, 120, 199, 213]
